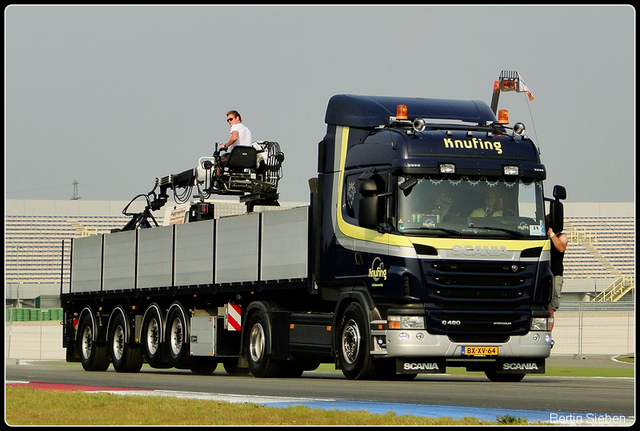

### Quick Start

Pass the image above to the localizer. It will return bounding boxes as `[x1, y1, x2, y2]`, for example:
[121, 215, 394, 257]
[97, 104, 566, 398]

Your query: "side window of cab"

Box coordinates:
[342, 174, 359, 222]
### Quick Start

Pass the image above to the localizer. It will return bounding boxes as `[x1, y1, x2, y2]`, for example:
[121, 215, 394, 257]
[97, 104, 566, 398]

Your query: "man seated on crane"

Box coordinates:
[217, 110, 253, 176]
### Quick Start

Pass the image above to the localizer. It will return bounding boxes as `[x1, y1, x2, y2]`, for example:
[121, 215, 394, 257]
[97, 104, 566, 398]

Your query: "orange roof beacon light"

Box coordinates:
[497, 109, 509, 124]
[396, 104, 408, 120]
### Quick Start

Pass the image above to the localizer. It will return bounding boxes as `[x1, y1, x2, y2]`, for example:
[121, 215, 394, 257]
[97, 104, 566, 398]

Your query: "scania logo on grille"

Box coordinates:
[451, 245, 509, 257]
[511, 265, 519, 272]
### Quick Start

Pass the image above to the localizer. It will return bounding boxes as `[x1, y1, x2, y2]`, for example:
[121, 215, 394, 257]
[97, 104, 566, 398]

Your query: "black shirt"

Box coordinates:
[550, 233, 565, 276]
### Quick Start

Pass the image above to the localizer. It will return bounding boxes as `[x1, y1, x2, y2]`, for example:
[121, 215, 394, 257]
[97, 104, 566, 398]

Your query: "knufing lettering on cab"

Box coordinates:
[443, 137, 502, 154]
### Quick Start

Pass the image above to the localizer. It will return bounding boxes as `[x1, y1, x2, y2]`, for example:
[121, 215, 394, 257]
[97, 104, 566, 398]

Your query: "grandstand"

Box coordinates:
[562, 203, 635, 302]
[4, 200, 635, 306]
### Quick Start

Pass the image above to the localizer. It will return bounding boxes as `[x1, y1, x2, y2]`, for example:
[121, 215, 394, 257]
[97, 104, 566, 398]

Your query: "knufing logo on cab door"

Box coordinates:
[369, 257, 387, 287]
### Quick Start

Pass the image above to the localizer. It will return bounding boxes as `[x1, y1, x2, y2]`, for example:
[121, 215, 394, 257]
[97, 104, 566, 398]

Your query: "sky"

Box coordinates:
[4, 5, 636, 206]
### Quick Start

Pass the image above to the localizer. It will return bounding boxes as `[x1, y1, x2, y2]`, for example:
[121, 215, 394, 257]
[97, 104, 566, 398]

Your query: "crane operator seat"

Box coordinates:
[226, 146, 257, 170]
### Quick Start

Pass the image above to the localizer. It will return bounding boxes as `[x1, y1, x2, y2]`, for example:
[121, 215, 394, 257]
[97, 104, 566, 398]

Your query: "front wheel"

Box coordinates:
[338, 302, 377, 380]
[485, 370, 526, 382]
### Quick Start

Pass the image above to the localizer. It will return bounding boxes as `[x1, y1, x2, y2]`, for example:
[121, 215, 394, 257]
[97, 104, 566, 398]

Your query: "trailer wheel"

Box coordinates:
[245, 311, 278, 377]
[338, 302, 376, 380]
[142, 306, 171, 368]
[485, 371, 526, 382]
[108, 313, 142, 373]
[77, 314, 109, 372]
[167, 305, 192, 369]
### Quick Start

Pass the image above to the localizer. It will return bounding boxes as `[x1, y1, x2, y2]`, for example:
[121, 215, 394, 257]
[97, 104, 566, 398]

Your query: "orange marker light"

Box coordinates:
[497, 109, 509, 124]
[396, 104, 408, 120]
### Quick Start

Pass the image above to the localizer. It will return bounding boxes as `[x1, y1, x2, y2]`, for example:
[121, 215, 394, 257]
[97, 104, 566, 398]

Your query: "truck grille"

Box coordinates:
[427, 309, 530, 336]
[423, 260, 533, 336]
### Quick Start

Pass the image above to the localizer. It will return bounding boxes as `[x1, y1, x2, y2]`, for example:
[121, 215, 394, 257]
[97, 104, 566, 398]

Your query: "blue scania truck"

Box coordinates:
[62, 73, 565, 381]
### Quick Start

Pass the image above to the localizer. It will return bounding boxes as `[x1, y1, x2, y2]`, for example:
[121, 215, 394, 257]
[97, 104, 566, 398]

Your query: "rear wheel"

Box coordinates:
[245, 311, 278, 377]
[78, 314, 109, 372]
[338, 302, 377, 380]
[108, 312, 142, 373]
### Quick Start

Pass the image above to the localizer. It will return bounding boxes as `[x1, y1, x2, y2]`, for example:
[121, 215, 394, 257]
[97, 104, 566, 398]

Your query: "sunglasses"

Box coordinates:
[226, 118, 234, 123]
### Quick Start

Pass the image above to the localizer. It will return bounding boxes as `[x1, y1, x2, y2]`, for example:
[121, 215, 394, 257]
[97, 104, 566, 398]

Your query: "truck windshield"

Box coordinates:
[396, 176, 546, 238]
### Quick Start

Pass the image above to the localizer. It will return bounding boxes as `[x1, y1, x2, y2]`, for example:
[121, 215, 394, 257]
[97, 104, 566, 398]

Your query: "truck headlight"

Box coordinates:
[530, 317, 548, 331]
[388, 315, 425, 330]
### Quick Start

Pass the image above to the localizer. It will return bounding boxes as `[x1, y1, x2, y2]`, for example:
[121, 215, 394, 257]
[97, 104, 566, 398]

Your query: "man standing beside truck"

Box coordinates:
[548, 216, 568, 310]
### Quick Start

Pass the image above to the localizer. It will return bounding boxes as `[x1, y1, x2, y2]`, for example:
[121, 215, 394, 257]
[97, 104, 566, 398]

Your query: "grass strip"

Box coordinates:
[5, 386, 510, 426]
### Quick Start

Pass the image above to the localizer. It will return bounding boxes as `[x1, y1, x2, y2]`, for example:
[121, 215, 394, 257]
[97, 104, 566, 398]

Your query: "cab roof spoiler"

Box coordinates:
[324, 94, 496, 128]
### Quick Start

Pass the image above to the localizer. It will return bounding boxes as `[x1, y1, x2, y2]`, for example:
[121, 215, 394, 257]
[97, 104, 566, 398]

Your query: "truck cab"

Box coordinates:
[314, 94, 559, 380]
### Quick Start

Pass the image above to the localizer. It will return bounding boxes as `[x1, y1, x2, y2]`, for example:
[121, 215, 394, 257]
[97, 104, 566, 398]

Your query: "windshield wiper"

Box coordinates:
[468, 225, 525, 238]
[414, 227, 463, 236]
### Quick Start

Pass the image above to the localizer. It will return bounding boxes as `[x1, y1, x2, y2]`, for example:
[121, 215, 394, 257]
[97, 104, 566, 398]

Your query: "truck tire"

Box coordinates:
[189, 357, 218, 375]
[141, 305, 172, 368]
[77, 314, 109, 372]
[485, 371, 526, 382]
[108, 312, 142, 373]
[166, 305, 192, 369]
[338, 302, 377, 380]
[245, 311, 278, 377]
[373, 358, 417, 380]
[223, 358, 250, 376]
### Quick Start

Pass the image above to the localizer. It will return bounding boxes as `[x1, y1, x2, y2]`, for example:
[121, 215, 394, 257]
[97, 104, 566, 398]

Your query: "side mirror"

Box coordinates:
[358, 179, 382, 229]
[549, 185, 566, 233]
[553, 185, 566, 201]
[549, 200, 564, 233]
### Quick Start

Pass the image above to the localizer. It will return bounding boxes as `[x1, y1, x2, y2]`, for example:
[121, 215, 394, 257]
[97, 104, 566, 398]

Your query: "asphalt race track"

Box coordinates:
[6, 361, 634, 424]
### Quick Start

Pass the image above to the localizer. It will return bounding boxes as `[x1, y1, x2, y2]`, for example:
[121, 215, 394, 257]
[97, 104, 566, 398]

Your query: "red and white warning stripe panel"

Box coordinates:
[226, 303, 241, 331]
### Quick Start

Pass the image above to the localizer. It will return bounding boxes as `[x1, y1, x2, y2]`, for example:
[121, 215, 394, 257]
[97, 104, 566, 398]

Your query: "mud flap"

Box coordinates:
[396, 358, 446, 374]
[495, 358, 545, 374]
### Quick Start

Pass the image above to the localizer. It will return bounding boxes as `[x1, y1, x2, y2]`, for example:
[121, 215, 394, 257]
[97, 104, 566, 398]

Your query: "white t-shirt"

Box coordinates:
[229, 123, 252, 150]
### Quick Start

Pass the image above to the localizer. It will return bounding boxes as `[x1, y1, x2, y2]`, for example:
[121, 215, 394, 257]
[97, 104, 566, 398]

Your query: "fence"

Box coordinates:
[4, 303, 635, 361]
[550, 302, 635, 355]
[5, 307, 66, 360]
